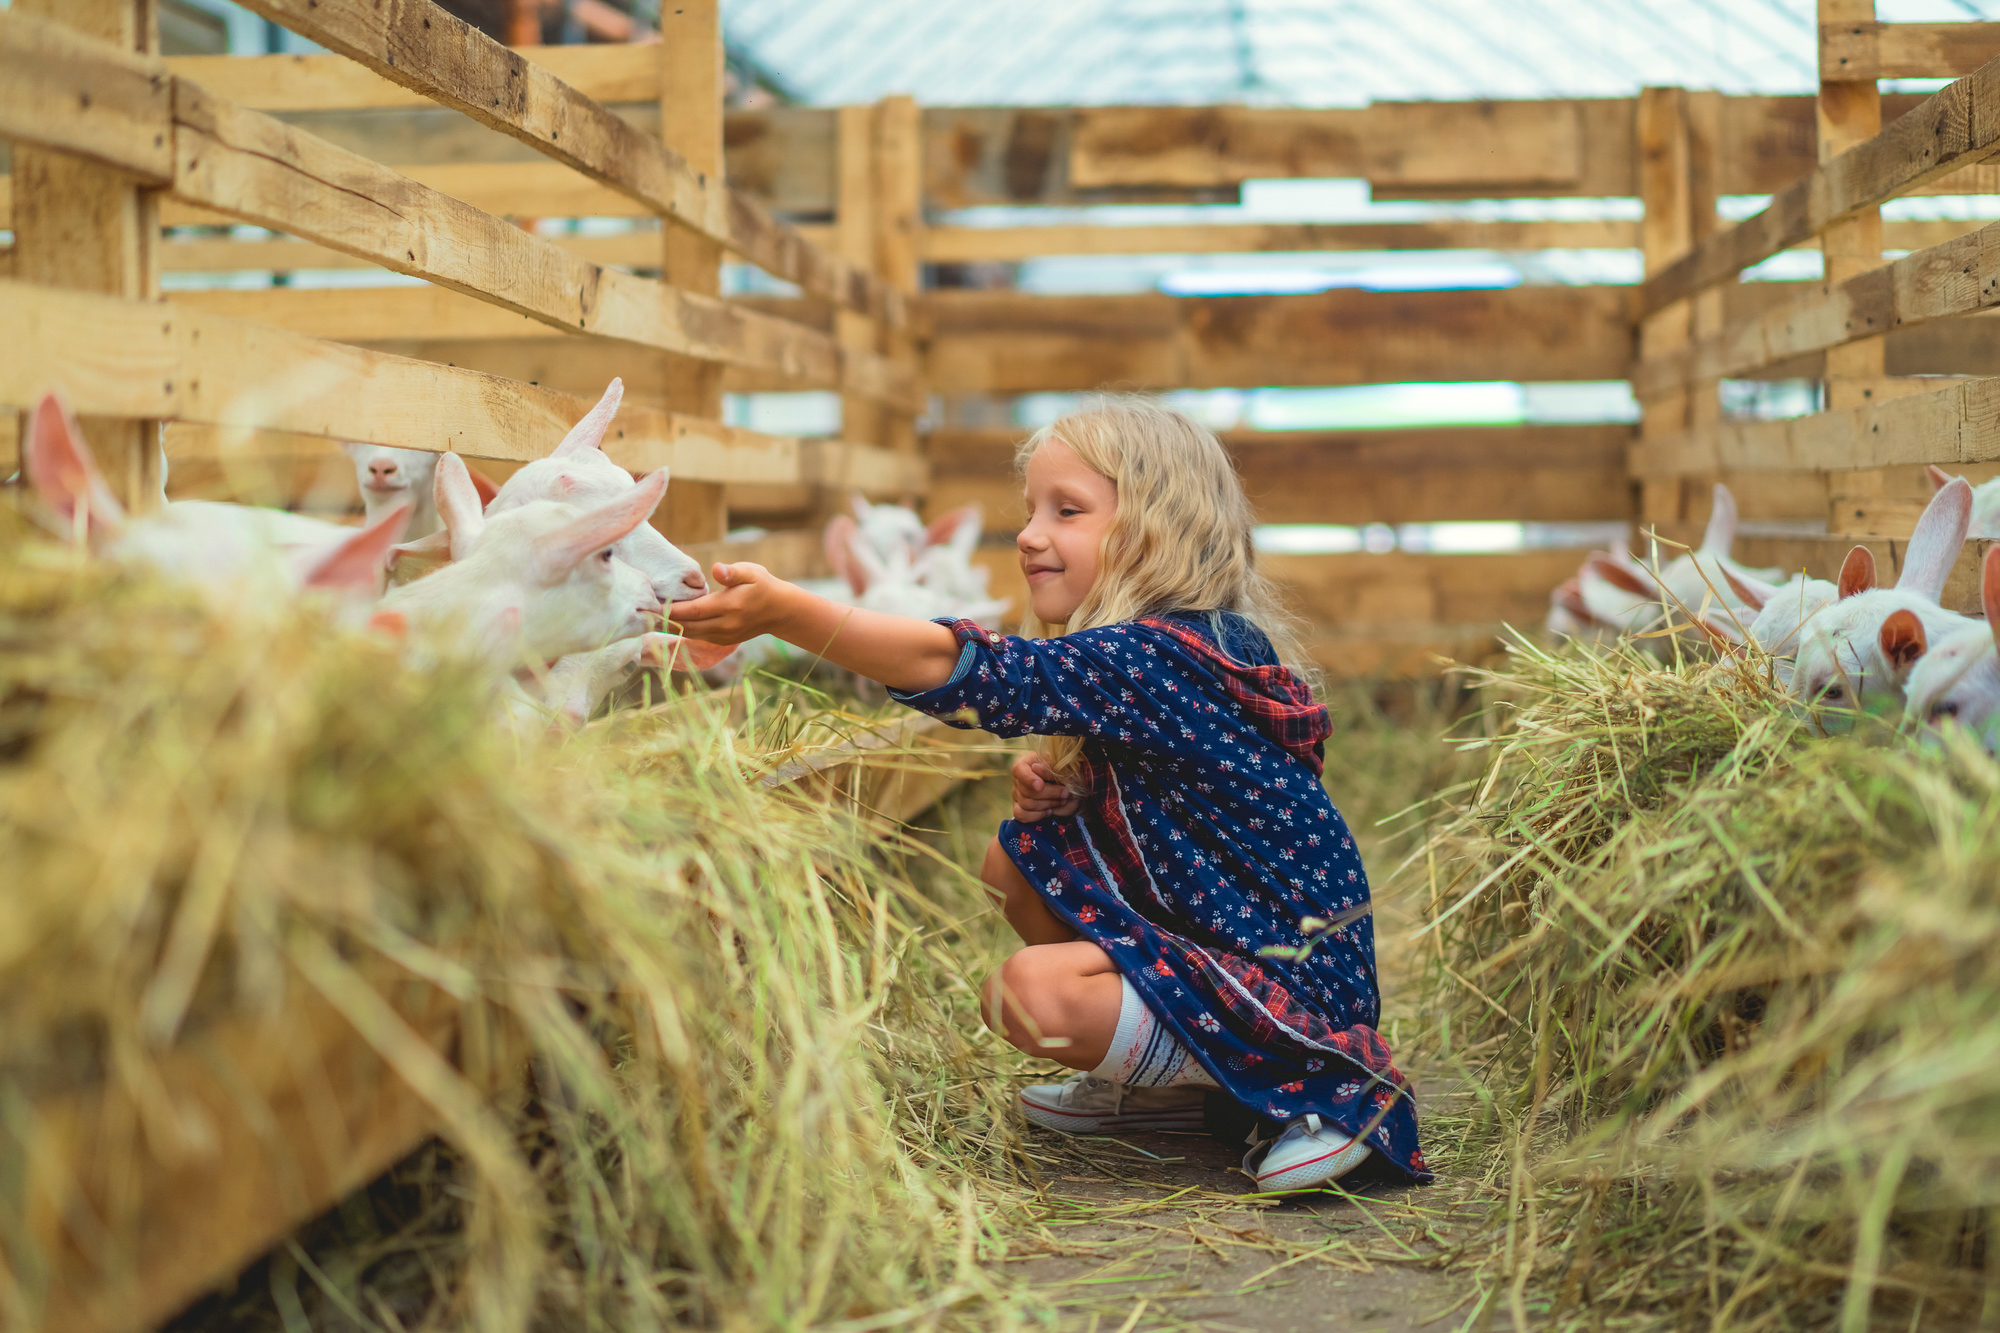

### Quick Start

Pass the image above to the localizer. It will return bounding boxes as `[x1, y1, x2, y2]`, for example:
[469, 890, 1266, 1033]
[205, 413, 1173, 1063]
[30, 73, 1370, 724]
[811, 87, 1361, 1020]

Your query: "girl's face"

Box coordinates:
[1019, 440, 1117, 624]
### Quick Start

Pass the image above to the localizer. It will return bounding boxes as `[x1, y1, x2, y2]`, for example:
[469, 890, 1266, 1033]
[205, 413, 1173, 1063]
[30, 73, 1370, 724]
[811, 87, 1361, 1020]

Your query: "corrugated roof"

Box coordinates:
[722, 0, 2000, 106]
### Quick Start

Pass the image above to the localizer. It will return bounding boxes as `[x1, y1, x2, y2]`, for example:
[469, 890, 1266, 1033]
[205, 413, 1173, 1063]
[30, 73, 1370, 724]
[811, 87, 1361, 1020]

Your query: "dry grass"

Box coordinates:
[0, 529, 1037, 1332]
[1410, 634, 2000, 1331]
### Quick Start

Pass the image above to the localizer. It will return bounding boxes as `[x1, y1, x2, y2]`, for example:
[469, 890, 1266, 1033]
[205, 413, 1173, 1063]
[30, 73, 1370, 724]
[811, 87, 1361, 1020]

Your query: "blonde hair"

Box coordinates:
[1016, 397, 1314, 782]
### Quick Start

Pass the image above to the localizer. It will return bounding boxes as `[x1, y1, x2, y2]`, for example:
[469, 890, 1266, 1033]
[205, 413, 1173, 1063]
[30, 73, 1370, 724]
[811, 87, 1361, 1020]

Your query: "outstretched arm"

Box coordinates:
[669, 561, 965, 694]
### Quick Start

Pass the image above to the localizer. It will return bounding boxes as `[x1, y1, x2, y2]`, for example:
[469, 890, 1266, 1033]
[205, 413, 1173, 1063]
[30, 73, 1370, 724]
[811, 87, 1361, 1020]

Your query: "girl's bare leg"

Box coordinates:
[981, 836, 1077, 945]
[983, 940, 1123, 1070]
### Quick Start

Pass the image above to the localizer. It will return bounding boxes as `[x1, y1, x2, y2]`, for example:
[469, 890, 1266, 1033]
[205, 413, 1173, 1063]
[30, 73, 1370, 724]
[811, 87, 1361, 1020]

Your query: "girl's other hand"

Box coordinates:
[1011, 751, 1080, 822]
[669, 562, 787, 644]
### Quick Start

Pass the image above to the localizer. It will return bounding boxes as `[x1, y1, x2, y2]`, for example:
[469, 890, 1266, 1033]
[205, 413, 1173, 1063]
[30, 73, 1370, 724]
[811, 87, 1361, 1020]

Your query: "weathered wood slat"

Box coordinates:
[0, 10, 172, 184]
[921, 287, 1635, 393]
[0, 278, 803, 481]
[929, 424, 1635, 525]
[0, 14, 922, 413]
[1629, 376, 2000, 476]
[223, 0, 901, 326]
[1068, 102, 1586, 192]
[1636, 218, 2000, 397]
[920, 219, 1643, 261]
[165, 42, 660, 112]
[1822, 21, 2000, 81]
[1638, 53, 2000, 316]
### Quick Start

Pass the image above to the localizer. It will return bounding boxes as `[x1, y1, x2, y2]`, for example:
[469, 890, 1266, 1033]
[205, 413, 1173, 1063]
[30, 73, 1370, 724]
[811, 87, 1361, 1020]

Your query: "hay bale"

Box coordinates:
[1420, 637, 2000, 1329]
[0, 535, 1017, 1331]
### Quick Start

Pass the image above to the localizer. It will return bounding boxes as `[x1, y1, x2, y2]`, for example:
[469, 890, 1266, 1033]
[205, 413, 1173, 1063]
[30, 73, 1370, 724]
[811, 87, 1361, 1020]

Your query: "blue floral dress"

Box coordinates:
[892, 612, 1429, 1182]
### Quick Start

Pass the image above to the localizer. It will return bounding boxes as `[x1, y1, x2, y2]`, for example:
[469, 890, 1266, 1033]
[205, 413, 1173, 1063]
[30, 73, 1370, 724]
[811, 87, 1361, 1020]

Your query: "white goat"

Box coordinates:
[22, 391, 410, 600]
[1926, 464, 2000, 540]
[1903, 545, 2000, 749]
[392, 379, 708, 612]
[1548, 485, 1779, 655]
[374, 452, 665, 672]
[1789, 477, 1975, 722]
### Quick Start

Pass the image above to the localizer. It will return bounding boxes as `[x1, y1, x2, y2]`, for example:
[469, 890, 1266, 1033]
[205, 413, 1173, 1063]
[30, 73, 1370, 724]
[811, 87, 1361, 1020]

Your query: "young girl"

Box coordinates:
[673, 400, 1428, 1190]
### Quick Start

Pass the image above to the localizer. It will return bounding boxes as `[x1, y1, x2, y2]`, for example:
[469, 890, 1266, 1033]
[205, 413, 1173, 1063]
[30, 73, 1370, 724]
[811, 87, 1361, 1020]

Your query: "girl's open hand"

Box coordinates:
[1011, 752, 1080, 823]
[668, 562, 790, 644]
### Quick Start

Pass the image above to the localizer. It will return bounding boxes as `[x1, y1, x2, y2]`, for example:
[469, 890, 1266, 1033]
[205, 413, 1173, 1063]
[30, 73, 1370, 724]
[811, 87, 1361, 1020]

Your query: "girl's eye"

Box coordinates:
[1059, 507, 1081, 518]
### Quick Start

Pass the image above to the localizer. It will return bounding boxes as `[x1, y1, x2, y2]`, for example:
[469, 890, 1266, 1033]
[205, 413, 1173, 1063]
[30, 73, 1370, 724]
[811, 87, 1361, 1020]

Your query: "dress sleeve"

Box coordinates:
[890, 617, 1219, 758]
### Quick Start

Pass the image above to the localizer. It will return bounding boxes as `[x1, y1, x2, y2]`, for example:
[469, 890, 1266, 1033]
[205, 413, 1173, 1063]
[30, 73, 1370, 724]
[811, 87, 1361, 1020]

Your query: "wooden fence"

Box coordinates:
[8, 1, 2000, 1319]
[22, 12, 1993, 669]
[1631, 3, 2000, 613]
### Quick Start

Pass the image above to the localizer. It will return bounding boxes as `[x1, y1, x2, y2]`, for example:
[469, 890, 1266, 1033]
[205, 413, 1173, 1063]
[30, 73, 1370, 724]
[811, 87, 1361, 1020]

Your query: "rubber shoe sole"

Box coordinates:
[1255, 1138, 1374, 1192]
[1018, 1090, 1207, 1136]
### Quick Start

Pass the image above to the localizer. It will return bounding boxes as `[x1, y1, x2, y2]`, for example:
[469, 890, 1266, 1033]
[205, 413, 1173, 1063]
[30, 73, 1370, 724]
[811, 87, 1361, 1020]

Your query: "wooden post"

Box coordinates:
[656, 0, 729, 545]
[872, 95, 924, 484]
[836, 104, 884, 457]
[1818, 0, 1885, 413]
[13, 0, 163, 513]
[1634, 87, 1711, 546]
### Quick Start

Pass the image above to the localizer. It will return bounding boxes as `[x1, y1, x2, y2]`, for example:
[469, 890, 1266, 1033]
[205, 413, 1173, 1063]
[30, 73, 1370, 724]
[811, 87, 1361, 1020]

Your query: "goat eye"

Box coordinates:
[1822, 685, 1844, 703]
[1936, 701, 1961, 719]
[599, 548, 614, 564]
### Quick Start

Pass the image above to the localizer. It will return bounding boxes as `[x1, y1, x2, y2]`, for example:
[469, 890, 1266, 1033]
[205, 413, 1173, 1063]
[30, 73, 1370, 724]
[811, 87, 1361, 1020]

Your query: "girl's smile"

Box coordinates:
[1018, 439, 1118, 624]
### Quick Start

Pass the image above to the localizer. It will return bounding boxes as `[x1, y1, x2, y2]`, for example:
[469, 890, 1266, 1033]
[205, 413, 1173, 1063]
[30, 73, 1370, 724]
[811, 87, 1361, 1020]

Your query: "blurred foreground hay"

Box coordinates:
[0, 531, 1025, 1331]
[1416, 637, 2000, 1330]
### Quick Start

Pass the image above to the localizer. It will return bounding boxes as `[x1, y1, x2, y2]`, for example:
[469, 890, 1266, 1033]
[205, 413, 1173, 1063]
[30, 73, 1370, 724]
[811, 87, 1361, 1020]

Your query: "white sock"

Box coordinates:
[1090, 976, 1219, 1089]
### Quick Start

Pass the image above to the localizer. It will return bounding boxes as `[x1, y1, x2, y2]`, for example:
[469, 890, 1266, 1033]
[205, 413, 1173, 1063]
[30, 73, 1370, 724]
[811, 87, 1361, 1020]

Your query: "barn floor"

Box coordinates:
[1006, 1084, 1488, 1332]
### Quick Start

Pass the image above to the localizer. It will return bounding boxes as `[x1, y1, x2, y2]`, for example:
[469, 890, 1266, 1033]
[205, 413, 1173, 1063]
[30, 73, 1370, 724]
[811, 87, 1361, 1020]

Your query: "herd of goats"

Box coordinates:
[1546, 472, 2000, 745]
[16, 379, 1008, 728]
[18, 376, 2000, 747]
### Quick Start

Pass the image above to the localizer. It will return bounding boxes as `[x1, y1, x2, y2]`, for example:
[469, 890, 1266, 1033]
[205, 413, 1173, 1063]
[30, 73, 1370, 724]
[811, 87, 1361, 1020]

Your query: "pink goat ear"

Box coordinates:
[368, 608, 409, 640]
[466, 463, 502, 507]
[1722, 566, 1771, 611]
[1879, 608, 1928, 674]
[1838, 545, 1877, 598]
[1928, 464, 1956, 492]
[1984, 547, 2000, 649]
[924, 505, 980, 548]
[303, 504, 412, 595]
[824, 515, 867, 596]
[1588, 554, 1657, 600]
[25, 390, 126, 537]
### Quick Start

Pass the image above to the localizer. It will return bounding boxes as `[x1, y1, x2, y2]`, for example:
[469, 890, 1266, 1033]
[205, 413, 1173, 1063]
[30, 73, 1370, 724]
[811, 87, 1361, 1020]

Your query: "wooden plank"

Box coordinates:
[223, 0, 902, 327]
[25, 978, 466, 1333]
[158, 226, 665, 274]
[164, 42, 661, 112]
[835, 105, 884, 452]
[656, 0, 729, 545]
[0, 10, 172, 184]
[162, 79, 926, 405]
[1265, 549, 1583, 644]
[927, 424, 1634, 525]
[1638, 52, 2000, 316]
[147, 218, 1981, 276]
[9, 0, 164, 517]
[1069, 102, 1583, 193]
[0, 279, 820, 484]
[922, 219, 1643, 263]
[1637, 218, 2000, 394]
[873, 95, 924, 463]
[921, 286, 1634, 394]
[1735, 533, 1994, 613]
[0, 16, 915, 408]
[1822, 21, 2000, 81]
[1629, 376, 2000, 475]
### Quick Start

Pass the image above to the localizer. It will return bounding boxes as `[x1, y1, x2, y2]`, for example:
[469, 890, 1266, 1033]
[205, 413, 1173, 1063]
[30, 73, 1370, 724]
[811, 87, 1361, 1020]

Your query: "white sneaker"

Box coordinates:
[1244, 1113, 1373, 1191]
[1018, 1073, 1208, 1135]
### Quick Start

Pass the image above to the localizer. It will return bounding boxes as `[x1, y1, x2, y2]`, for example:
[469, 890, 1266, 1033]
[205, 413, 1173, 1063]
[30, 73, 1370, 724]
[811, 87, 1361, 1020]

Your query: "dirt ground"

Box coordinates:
[1004, 1075, 1492, 1332]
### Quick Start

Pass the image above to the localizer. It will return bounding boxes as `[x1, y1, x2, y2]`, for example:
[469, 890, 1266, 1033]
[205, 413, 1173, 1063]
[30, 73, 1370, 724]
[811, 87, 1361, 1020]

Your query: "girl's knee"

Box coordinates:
[984, 944, 1120, 1066]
